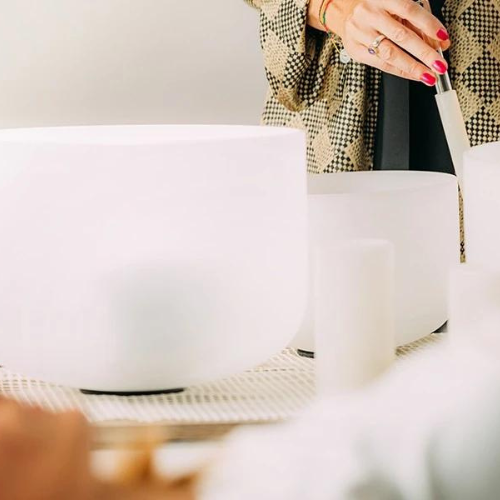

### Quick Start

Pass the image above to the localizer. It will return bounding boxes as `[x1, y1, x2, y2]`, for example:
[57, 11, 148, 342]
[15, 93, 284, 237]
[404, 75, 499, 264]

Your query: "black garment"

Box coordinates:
[373, 0, 455, 174]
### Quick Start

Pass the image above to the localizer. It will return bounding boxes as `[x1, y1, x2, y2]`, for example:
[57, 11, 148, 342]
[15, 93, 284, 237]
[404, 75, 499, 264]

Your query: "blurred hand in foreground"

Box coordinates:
[0, 397, 196, 500]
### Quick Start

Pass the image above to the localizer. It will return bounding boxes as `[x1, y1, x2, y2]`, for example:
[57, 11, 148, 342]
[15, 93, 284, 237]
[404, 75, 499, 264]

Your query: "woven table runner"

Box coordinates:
[0, 334, 442, 427]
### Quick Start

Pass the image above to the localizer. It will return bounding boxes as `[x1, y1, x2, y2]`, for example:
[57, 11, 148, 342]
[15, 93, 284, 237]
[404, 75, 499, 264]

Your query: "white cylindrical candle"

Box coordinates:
[314, 239, 395, 397]
[448, 264, 500, 354]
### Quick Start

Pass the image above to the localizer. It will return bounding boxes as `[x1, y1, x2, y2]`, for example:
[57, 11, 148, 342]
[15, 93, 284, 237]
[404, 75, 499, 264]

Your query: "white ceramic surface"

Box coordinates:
[0, 125, 308, 392]
[463, 142, 500, 270]
[448, 264, 500, 354]
[293, 171, 460, 350]
[314, 240, 395, 396]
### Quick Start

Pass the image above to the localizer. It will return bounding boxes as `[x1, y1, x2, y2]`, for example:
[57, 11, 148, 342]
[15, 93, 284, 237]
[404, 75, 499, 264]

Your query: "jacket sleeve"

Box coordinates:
[245, 0, 337, 112]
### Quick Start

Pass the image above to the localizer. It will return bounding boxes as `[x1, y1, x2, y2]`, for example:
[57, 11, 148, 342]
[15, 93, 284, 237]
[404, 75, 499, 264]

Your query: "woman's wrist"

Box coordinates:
[307, 0, 327, 31]
[307, 0, 343, 37]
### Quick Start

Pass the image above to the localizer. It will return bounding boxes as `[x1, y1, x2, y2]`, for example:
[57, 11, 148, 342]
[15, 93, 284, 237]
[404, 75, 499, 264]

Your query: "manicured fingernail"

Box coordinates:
[421, 73, 437, 86]
[432, 60, 447, 74]
[437, 28, 449, 41]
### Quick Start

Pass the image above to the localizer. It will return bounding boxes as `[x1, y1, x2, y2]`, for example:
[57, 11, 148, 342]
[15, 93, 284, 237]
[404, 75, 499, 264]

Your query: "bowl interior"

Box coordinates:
[0, 124, 299, 146]
[309, 171, 457, 195]
[464, 141, 500, 165]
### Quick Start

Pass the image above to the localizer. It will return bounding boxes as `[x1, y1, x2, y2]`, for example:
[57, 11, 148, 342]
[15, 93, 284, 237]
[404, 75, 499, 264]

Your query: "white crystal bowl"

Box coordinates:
[293, 171, 460, 350]
[0, 125, 308, 393]
[463, 142, 500, 270]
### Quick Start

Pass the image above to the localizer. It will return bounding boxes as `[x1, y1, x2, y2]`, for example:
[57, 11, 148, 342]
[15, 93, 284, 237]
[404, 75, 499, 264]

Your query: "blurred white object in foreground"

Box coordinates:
[199, 258, 500, 499]
[315, 240, 395, 397]
[199, 341, 500, 500]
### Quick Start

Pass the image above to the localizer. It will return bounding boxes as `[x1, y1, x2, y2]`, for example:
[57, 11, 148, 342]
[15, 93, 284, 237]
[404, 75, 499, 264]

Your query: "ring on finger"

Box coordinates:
[368, 34, 387, 55]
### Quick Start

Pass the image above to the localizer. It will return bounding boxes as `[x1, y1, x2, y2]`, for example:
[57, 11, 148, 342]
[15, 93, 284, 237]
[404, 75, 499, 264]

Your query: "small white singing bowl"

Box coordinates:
[293, 170, 460, 352]
[463, 141, 500, 271]
[0, 125, 308, 393]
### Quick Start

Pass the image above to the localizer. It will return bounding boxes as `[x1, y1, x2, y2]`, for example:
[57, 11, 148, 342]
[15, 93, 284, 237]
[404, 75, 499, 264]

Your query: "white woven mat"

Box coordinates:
[0, 335, 442, 425]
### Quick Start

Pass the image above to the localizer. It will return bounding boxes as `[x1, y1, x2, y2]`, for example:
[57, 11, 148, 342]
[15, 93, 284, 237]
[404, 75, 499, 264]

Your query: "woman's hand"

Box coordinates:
[308, 0, 451, 86]
[0, 398, 97, 500]
[0, 398, 197, 500]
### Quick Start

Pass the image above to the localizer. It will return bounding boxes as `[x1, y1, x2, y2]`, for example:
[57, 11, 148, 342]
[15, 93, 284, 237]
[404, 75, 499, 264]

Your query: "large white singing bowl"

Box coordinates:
[293, 171, 460, 351]
[0, 125, 308, 393]
[463, 142, 500, 270]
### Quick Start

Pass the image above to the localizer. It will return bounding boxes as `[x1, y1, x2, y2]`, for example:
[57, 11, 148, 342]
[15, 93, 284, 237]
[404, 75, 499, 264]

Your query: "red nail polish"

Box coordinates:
[421, 73, 437, 86]
[432, 60, 447, 74]
[437, 28, 449, 41]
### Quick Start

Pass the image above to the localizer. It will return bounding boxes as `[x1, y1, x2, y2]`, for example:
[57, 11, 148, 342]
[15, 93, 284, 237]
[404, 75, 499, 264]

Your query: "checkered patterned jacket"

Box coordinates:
[245, 0, 500, 173]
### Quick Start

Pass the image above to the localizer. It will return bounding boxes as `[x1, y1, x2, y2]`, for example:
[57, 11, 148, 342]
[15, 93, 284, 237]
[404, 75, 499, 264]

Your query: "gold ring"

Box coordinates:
[368, 34, 387, 55]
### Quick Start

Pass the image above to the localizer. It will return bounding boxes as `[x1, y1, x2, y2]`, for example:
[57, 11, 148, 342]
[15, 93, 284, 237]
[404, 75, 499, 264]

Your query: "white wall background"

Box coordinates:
[0, 1, 267, 128]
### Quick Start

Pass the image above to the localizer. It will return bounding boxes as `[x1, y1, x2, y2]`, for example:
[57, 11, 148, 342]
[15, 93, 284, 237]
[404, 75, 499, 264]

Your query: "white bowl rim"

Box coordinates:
[308, 170, 457, 196]
[464, 141, 500, 164]
[0, 124, 304, 146]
